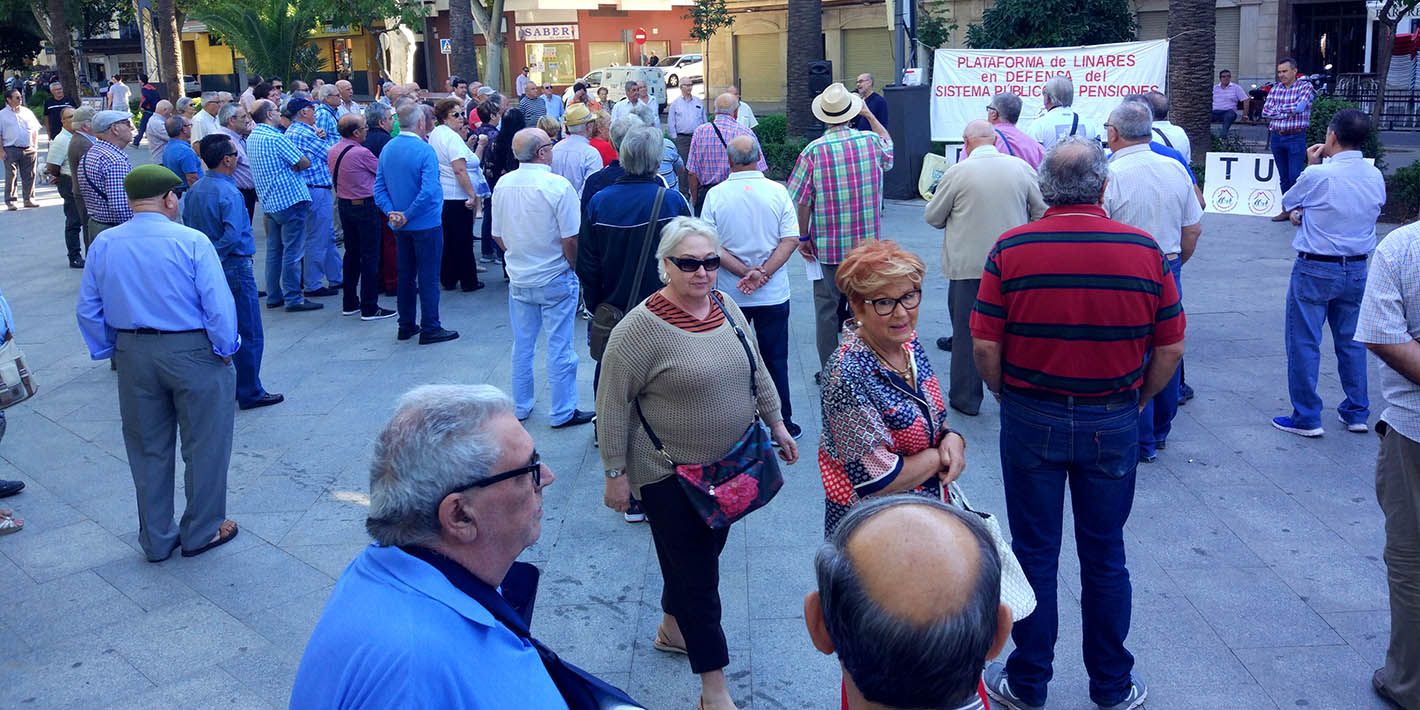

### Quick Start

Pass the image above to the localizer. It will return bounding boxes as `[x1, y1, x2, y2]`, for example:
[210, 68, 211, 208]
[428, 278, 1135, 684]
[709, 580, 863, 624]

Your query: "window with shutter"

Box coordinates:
[1137, 10, 1168, 40]
[1214, 7, 1242, 77]
[841, 28, 897, 87]
[734, 34, 784, 103]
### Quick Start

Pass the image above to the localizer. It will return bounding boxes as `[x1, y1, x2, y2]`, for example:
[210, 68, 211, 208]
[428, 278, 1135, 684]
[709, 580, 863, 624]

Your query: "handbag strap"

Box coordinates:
[625, 187, 665, 309]
[331, 144, 355, 193]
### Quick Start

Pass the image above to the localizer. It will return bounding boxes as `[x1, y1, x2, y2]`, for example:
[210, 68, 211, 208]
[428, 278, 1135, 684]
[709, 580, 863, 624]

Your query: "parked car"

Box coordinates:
[184, 75, 201, 97]
[655, 54, 703, 88]
[562, 68, 607, 104]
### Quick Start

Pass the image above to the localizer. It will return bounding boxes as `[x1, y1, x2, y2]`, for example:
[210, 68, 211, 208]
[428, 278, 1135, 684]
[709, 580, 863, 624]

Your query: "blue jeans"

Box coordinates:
[1210, 109, 1237, 134]
[264, 200, 310, 306]
[1285, 256, 1370, 428]
[739, 300, 793, 422]
[509, 270, 581, 423]
[1270, 131, 1307, 195]
[1000, 389, 1140, 707]
[396, 226, 443, 331]
[302, 187, 341, 290]
[223, 256, 267, 405]
[1138, 257, 1183, 455]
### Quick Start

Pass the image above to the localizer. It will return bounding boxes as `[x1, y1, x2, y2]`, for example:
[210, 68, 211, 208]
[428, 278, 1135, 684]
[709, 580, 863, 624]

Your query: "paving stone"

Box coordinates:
[1171, 564, 1343, 649]
[1235, 644, 1393, 710]
[0, 636, 156, 708]
[2, 519, 141, 582]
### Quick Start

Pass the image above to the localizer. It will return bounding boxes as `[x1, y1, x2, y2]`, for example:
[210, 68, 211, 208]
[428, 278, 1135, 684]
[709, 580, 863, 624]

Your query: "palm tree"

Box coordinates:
[193, 0, 325, 85]
[155, 0, 183, 101]
[785, 0, 822, 137]
[1165, 0, 1213, 162]
[449, 0, 477, 84]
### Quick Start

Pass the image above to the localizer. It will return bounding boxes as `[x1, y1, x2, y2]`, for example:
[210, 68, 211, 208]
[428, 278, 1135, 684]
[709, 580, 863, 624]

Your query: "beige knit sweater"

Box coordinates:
[595, 292, 783, 495]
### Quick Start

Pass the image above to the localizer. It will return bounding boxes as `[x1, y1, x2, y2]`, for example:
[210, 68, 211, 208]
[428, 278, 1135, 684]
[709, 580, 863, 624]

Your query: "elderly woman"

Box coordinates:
[484, 107, 525, 266]
[429, 98, 490, 293]
[588, 109, 616, 166]
[175, 96, 197, 119]
[819, 240, 967, 535]
[536, 114, 562, 142]
[597, 217, 797, 710]
[630, 103, 683, 191]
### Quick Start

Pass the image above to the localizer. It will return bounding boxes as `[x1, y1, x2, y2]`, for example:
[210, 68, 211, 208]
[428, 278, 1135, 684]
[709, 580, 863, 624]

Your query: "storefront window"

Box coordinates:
[525, 43, 576, 85]
[588, 42, 626, 71]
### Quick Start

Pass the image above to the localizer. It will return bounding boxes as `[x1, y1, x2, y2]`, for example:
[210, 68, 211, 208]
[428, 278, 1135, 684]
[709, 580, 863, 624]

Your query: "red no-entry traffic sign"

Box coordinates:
[633, 27, 647, 45]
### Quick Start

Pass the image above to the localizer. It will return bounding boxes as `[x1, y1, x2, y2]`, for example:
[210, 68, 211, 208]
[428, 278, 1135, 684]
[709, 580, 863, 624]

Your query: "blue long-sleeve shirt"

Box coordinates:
[374, 134, 443, 232]
[182, 171, 256, 260]
[0, 285, 13, 342]
[76, 212, 240, 359]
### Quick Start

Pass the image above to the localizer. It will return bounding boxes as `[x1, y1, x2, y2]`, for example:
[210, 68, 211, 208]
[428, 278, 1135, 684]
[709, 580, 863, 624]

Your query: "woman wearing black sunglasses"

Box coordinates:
[596, 217, 798, 710]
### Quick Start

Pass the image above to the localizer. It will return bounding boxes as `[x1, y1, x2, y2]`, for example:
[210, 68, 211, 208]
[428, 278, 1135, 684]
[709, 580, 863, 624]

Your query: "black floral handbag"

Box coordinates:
[634, 292, 783, 529]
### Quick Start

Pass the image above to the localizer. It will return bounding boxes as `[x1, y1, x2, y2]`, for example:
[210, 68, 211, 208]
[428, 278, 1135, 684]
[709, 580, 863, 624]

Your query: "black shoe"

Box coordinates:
[397, 326, 421, 341]
[949, 402, 979, 417]
[552, 409, 595, 428]
[68, 256, 85, 269]
[784, 420, 803, 439]
[266, 301, 285, 309]
[303, 286, 339, 298]
[0, 479, 25, 498]
[341, 308, 360, 316]
[361, 307, 398, 321]
[936, 336, 953, 352]
[461, 282, 486, 293]
[258, 290, 267, 298]
[285, 301, 324, 312]
[1179, 383, 1195, 405]
[238, 393, 284, 410]
[418, 328, 459, 345]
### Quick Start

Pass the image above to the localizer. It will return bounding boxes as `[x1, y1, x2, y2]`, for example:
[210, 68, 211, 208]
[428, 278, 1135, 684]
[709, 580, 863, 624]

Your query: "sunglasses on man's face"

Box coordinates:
[667, 255, 721, 273]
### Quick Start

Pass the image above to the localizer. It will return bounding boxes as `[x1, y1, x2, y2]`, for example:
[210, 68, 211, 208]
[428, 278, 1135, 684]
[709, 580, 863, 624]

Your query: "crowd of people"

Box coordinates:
[0, 59, 1416, 710]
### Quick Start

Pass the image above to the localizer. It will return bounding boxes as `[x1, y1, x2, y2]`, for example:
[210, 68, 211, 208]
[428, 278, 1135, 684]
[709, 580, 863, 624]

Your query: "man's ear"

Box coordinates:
[436, 493, 479, 544]
[988, 603, 1013, 660]
[804, 591, 836, 655]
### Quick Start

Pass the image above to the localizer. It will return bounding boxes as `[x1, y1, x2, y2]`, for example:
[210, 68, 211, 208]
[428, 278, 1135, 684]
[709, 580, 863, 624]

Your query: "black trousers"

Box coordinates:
[441, 200, 480, 290]
[480, 194, 504, 260]
[56, 175, 82, 260]
[640, 476, 731, 674]
[240, 187, 257, 222]
[337, 198, 383, 316]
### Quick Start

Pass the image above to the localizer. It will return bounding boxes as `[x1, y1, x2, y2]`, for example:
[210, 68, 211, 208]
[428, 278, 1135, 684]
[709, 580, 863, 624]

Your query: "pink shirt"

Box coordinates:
[327, 137, 379, 200]
[992, 123, 1043, 170]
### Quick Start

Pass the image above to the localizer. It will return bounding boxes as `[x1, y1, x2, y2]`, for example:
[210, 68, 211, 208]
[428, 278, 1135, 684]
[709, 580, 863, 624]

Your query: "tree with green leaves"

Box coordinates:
[5, 0, 130, 99]
[966, 0, 1135, 49]
[1371, 0, 1420, 127]
[191, 0, 327, 83]
[0, 10, 44, 75]
[684, 0, 732, 90]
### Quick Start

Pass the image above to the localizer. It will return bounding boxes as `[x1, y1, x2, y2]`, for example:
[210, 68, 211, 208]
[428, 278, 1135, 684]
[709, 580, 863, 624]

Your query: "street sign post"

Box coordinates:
[439, 38, 452, 54]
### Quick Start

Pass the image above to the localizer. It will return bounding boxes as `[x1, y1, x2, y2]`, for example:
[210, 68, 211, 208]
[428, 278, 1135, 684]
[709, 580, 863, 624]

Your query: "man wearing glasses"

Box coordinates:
[541, 83, 565, 121]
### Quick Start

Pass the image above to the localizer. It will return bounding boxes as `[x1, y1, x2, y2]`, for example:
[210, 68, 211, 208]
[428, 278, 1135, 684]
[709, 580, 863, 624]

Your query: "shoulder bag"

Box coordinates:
[588, 187, 664, 361]
[0, 335, 37, 410]
[634, 291, 783, 529]
[946, 481, 1037, 622]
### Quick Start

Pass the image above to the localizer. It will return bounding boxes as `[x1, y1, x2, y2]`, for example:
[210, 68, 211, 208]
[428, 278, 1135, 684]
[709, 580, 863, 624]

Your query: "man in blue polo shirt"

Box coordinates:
[159, 116, 201, 194]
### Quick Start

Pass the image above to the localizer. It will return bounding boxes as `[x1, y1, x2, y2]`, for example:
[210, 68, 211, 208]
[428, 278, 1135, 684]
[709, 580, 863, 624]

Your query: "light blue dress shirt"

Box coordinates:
[76, 212, 240, 359]
[182, 172, 256, 260]
[1282, 150, 1387, 256]
[543, 93, 565, 120]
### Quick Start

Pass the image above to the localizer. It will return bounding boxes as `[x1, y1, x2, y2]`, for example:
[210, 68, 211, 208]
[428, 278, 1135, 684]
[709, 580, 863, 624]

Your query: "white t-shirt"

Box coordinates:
[1027, 106, 1098, 150]
[701, 170, 799, 307]
[192, 109, 220, 143]
[108, 82, 131, 110]
[429, 124, 484, 200]
[491, 163, 582, 289]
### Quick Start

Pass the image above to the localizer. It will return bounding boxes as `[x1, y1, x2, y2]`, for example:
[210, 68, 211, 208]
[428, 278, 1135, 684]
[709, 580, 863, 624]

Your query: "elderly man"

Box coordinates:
[375, 103, 459, 345]
[493, 127, 595, 428]
[542, 83, 565, 120]
[329, 113, 395, 321]
[159, 116, 201, 194]
[284, 96, 343, 297]
[248, 99, 319, 312]
[518, 83, 547, 123]
[1272, 108, 1387, 438]
[66, 106, 97, 247]
[666, 82, 706, 184]
[852, 73, 890, 132]
[191, 92, 225, 144]
[1263, 58, 1316, 217]
[290, 385, 638, 707]
[1, 89, 41, 210]
[789, 83, 893, 381]
[806, 495, 1012, 710]
[1102, 100, 1202, 462]
[214, 103, 257, 218]
[1138, 91, 1190, 165]
[77, 110, 136, 238]
[1027, 77, 1099, 150]
[43, 82, 77, 140]
[686, 93, 768, 213]
[728, 85, 758, 130]
[972, 137, 1183, 710]
[363, 102, 400, 296]
[363, 102, 395, 156]
[925, 119, 1045, 417]
[44, 107, 85, 268]
[334, 80, 361, 118]
[701, 134, 802, 439]
[986, 92, 1043, 169]
[184, 135, 283, 411]
[315, 84, 342, 145]
[77, 165, 241, 563]
[146, 100, 175, 161]
[549, 104, 602, 195]
[581, 115, 643, 213]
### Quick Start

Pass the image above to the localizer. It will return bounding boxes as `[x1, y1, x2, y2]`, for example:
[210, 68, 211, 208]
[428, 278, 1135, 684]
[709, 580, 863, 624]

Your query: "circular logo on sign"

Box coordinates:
[1248, 189, 1274, 215]
[1212, 186, 1237, 212]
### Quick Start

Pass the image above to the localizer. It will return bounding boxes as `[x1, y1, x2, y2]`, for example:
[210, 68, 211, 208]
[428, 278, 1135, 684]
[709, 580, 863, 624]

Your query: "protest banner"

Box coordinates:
[930, 40, 1169, 141]
[1203, 152, 1374, 216]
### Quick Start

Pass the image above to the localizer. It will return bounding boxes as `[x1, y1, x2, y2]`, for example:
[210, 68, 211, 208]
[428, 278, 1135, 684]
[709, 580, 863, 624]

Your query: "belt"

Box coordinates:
[1272, 128, 1305, 136]
[1299, 251, 1367, 263]
[677, 133, 694, 137]
[116, 327, 205, 335]
[1005, 386, 1137, 407]
[339, 197, 369, 205]
[309, 184, 332, 190]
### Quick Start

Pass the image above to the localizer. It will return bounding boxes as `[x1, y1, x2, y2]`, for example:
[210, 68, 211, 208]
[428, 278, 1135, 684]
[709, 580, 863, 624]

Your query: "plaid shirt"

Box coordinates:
[686, 115, 766, 186]
[286, 121, 334, 188]
[1262, 80, 1314, 134]
[77, 139, 133, 224]
[316, 105, 340, 151]
[787, 125, 894, 264]
[247, 123, 311, 212]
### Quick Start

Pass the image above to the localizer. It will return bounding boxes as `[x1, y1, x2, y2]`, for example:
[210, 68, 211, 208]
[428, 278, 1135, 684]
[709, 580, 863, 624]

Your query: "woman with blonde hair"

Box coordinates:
[429, 97, 490, 292]
[536, 114, 562, 142]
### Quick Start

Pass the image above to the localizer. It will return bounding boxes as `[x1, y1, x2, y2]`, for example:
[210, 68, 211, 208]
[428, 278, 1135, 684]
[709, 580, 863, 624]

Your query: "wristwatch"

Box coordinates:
[604, 468, 624, 479]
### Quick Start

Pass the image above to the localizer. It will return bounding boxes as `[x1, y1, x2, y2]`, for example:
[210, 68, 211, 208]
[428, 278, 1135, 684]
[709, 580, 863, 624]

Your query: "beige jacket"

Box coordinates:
[924, 145, 1046, 281]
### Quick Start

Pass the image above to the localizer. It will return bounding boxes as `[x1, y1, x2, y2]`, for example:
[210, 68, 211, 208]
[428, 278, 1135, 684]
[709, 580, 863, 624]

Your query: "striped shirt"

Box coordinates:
[286, 121, 334, 187]
[247, 123, 311, 212]
[686, 115, 766, 187]
[77, 139, 133, 224]
[646, 291, 725, 332]
[1262, 80, 1314, 134]
[969, 205, 1186, 396]
[787, 125, 894, 264]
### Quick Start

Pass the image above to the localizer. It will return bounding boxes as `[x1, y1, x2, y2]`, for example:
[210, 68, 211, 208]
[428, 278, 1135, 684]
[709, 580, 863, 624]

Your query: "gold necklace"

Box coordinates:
[865, 339, 911, 377]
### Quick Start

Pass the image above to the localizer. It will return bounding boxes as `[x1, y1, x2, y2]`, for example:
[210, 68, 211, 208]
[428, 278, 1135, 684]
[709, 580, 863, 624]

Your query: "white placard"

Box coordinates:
[930, 40, 1169, 141]
[1202, 152, 1375, 217]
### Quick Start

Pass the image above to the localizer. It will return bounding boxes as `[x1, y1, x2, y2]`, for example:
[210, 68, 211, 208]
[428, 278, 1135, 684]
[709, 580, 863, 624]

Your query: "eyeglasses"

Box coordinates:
[449, 451, 544, 496]
[667, 255, 721, 273]
[451, 112, 465, 118]
[535, 142, 553, 153]
[272, 84, 284, 89]
[223, 150, 238, 159]
[864, 289, 922, 316]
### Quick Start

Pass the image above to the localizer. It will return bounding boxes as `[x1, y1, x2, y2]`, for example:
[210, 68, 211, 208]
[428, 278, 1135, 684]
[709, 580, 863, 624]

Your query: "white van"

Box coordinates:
[600, 66, 668, 108]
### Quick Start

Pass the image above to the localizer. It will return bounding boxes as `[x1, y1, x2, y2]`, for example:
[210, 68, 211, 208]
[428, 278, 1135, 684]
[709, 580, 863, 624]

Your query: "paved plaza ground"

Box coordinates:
[0, 144, 1402, 709]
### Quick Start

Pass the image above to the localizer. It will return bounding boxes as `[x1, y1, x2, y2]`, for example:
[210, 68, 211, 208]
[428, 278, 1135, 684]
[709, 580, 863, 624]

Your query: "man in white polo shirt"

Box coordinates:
[701, 134, 802, 439]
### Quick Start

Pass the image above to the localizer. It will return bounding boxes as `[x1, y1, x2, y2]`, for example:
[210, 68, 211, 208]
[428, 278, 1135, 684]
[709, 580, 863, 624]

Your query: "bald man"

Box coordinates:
[923, 119, 1044, 416]
[147, 100, 175, 161]
[806, 495, 1011, 710]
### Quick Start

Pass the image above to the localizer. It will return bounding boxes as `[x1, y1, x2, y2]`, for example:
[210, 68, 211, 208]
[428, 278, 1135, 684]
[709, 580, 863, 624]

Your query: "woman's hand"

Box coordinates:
[464, 197, 478, 211]
[937, 431, 966, 486]
[603, 476, 631, 512]
[770, 422, 799, 465]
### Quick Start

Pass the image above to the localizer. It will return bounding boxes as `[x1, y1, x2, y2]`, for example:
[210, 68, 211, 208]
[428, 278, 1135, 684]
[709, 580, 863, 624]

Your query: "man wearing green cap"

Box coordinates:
[76, 164, 242, 562]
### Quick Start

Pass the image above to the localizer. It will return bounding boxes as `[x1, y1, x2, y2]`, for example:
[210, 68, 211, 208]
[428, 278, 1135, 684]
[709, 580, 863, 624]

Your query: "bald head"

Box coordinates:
[727, 134, 761, 171]
[713, 93, 739, 116]
[963, 119, 997, 153]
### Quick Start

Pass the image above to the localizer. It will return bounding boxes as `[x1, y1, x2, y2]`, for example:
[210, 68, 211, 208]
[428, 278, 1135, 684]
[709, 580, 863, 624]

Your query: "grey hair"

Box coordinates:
[989, 93, 1023, 123]
[620, 125, 663, 177]
[511, 127, 547, 162]
[420, 103, 436, 129]
[814, 495, 1002, 708]
[164, 115, 186, 138]
[1042, 76, 1074, 108]
[176, 96, 196, 114]
[629, 103, 657, 127]
[609, 114, 644, 150]
[315, 83, 340, 100]
[624, 80, 639, 93]
[366, 385, 515, 546]
[396, 102, 424, 132]
[566, 121, 590, 136]
[727, 137, 762, 166]
[1143, 91, 1170, 120]
[715, 97, 740, 116]
[49, 82, 61, 91]
[217, 102, 241, 126]
[1108, 100, 1153, 141]
[1038, 136, 1109, 206]
[655, 216, 722, 283]
[365, 101, 391, 129]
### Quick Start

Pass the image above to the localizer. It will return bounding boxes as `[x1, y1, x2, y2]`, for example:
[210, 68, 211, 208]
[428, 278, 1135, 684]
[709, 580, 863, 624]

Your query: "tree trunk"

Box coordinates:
[449, 0, 477, 85]
[1372, 23, 1395, 130]
[1166, 0, 1214, 164]
[471, 0, 506, 91]
[46, 0, 80, 101]
[154, 0, 182, 100]
[786, 0, 822, 137]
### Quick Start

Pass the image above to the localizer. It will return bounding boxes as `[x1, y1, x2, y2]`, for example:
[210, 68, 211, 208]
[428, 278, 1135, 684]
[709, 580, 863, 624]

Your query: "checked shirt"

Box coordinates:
[77, 139, 133, 224]
[286, 121, 334, 188]
[1262, 80, 1314, 134]
[248, 123, 311, 212]
[685, 115, 765, 187]
[787, 125, 893, 264]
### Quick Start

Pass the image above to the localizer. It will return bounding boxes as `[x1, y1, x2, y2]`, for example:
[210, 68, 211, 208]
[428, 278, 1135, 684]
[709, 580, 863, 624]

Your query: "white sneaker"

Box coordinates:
[1339, 415, 1369, 433]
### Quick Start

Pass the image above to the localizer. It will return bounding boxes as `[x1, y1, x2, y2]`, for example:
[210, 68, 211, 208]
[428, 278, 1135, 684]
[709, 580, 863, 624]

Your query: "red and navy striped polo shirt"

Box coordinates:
[969, 205, 1185, 396]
